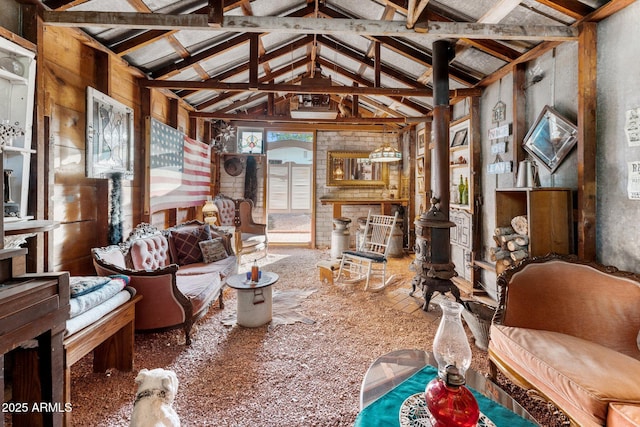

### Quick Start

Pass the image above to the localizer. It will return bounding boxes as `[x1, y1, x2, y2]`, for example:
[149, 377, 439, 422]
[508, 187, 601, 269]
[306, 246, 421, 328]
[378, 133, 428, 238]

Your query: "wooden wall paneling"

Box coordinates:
[44, 28, 97, 85]
[53, 185, 101, 223]
[43, 63, 87, 114]
[577, 22, 597, 260]
[149, 89, 172, 120]
[53, 222, 102, 274]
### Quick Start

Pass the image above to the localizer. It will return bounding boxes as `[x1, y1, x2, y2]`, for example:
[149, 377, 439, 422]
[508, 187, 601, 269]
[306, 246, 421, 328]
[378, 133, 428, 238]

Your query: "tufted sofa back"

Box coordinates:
[130, 234, 171, 270]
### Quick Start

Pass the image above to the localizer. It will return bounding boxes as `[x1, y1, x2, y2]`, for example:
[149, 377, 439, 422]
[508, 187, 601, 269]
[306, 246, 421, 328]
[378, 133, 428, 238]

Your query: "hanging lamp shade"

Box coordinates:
[370, 142, 402, 162]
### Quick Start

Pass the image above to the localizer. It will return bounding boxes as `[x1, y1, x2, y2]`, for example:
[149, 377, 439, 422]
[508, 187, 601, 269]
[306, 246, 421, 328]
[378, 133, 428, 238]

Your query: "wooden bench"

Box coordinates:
[63, 294, 142, 426]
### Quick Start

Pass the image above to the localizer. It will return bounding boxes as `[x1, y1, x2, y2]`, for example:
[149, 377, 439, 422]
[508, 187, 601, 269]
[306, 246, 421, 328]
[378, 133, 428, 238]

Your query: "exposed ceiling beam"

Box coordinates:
[42, 12, 579, 41]
[143, 79, 481, 98]
[406, 0, 430, 29]
[143, 80, 434, 96]
[190, 111, 417, 124]
[534, 0, 594, 20]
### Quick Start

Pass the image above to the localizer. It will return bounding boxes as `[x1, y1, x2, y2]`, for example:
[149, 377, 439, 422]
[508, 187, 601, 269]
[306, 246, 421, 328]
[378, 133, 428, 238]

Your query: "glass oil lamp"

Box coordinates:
[425, 300, 479, 427]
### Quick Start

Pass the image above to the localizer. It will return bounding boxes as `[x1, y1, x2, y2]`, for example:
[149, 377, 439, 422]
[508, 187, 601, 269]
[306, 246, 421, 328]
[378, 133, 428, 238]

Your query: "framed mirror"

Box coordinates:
[326, 151, 385, 187]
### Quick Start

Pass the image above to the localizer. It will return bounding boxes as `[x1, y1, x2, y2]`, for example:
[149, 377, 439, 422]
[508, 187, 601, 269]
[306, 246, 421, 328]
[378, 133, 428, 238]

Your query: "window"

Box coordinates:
[238, 128, 264, 154]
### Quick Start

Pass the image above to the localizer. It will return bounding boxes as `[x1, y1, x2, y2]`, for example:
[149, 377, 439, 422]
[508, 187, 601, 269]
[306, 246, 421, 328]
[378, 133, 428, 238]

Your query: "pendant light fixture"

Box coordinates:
[370, 128, 402, 162]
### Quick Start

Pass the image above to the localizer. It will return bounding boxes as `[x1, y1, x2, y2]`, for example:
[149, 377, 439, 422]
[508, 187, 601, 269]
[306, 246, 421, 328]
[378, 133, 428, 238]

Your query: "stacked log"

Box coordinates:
[490, 216, 529, 274]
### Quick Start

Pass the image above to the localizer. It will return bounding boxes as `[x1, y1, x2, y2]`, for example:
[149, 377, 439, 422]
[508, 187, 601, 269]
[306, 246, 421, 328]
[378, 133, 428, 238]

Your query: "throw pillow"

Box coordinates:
[170, 225, 212, 265]
[199, 238, 229, 263]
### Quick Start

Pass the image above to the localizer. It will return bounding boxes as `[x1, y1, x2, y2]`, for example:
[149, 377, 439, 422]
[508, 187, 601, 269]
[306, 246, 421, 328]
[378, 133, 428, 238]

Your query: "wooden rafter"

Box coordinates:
[42, 12, 579, 41]
[534, 0, 594, 20]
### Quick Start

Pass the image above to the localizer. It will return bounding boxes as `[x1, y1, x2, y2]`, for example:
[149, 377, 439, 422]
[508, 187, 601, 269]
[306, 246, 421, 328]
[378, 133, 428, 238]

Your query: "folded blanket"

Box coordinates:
[69, 276, 128, 318]
[65, 288, 134, 337]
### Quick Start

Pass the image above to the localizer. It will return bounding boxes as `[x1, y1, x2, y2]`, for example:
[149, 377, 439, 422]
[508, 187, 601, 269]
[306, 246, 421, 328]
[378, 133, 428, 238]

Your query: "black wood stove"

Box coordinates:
[410, 197, 463, 310]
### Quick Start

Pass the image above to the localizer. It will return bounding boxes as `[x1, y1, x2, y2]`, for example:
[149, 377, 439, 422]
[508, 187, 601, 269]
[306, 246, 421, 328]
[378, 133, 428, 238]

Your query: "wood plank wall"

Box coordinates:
[43, 26, 200, 275]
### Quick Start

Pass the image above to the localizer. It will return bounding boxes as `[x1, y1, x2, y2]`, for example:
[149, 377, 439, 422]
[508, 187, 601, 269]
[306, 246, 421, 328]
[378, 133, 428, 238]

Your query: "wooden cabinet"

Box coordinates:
[495, 188, 573, 257]
[0, 36, 36, 222]
[0, 249, 69, 427]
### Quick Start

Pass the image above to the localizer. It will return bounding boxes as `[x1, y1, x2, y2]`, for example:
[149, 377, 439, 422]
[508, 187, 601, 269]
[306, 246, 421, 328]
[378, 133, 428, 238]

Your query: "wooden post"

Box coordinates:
[577, 22, 597, 260]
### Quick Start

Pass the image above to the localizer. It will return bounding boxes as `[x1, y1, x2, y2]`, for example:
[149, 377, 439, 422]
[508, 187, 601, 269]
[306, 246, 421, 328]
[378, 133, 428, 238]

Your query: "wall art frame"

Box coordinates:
[417, 128, 425, 156]
[523, 105, 577, 173]
[86, 86, 135, 179]
[450, 127, 469, 148]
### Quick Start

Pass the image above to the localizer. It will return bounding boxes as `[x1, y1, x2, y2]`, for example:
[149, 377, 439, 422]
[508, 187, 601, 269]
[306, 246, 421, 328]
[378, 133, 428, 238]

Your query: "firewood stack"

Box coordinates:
[490, 215, 529, 274]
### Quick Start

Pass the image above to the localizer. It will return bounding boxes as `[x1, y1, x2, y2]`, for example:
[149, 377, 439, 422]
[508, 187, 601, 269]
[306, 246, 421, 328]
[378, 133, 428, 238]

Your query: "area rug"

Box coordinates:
[221, 288, 317, 327]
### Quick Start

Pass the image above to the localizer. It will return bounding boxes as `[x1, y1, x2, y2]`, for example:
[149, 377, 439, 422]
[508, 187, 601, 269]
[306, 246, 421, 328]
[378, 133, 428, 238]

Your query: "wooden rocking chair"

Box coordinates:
[336, 211, 399, 291]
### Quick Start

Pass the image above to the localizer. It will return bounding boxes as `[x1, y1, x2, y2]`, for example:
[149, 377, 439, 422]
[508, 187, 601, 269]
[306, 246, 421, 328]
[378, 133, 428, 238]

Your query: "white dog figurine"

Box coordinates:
[130, 368, 180, 427]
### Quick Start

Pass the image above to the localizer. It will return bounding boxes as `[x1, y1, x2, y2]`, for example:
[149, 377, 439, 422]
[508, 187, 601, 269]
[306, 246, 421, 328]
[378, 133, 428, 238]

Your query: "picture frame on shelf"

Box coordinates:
[417, 128, 425, 155]
[523, 105, 578, 173]
[85, 87, 134, 179]
[450, 127, 469, 148]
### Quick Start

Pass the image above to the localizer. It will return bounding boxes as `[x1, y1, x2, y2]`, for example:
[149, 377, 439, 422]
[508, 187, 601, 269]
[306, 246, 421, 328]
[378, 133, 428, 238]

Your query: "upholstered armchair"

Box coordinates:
[213, 194, 268, 264]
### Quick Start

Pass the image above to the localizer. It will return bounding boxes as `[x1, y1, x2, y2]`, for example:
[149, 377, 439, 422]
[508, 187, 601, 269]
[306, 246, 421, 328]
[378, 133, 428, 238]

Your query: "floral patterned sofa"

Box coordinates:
[91, 221, 237, 344]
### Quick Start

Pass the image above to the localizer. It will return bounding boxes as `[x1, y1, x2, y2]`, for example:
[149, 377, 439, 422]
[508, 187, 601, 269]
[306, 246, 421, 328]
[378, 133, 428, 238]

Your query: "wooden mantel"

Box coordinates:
[320, 197, 409, 218]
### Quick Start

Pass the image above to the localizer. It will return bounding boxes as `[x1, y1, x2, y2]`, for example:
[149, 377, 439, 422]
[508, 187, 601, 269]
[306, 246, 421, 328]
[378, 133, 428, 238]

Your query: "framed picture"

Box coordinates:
[417, 128, 425, 156]
[523, 105, 578, 173]
[451, 127, 469, 148]
[416, 156, 424, 176]
[86, 87, 134, 179]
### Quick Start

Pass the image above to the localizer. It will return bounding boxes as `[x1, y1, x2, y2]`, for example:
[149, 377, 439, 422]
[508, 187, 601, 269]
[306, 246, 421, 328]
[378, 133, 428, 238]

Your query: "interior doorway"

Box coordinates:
[265, 131, 314, 245]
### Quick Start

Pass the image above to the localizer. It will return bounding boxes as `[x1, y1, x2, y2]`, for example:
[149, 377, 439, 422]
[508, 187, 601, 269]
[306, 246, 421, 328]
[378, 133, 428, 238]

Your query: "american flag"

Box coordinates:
[148, 118, 211, 212]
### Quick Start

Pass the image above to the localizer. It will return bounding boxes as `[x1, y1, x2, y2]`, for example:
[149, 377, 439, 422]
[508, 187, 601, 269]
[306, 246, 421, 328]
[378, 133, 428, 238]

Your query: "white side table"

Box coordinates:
[226, 272, 279, 327]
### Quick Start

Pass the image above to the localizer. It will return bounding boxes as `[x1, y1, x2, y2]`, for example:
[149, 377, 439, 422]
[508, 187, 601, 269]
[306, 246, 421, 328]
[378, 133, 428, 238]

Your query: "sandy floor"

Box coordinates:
[65, 248, 567, 426]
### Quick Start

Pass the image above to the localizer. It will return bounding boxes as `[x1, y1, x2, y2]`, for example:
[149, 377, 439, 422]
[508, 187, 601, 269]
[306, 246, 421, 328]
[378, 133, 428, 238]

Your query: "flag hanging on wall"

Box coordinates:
[147, 117, 211, 213]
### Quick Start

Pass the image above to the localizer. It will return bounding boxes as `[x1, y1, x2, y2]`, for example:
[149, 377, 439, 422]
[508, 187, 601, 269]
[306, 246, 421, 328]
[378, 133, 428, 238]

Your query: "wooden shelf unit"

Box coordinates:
[495, 187, 573, 257]
[449, 118, 472, 212]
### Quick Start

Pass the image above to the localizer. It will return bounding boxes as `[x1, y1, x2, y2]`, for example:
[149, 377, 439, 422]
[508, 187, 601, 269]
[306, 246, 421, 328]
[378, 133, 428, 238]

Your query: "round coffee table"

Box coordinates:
[360, 349, 538, 424]
[226, 272, 279, 327]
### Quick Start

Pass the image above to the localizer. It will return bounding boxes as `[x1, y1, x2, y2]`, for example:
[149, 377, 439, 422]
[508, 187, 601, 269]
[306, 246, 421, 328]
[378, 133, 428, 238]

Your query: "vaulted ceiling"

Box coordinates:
[37, 0, 632, 128]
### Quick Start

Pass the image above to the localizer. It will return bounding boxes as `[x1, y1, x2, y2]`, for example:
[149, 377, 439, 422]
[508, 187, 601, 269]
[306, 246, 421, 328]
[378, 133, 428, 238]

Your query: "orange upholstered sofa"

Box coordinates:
[92, 221, 237, 344]
[488, 253, 640, 426]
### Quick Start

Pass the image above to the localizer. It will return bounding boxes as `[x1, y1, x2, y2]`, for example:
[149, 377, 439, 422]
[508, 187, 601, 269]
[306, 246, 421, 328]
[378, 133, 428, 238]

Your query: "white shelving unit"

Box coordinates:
[449, 118, 471, 211]
[0, 37, 36, 221]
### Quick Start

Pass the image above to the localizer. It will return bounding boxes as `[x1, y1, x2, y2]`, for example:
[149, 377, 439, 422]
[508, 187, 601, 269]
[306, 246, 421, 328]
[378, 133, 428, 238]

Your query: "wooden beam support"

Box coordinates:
[249, 33, 259, 89]
[577, 22, 597, 260]
[42, 12, 579, 41]
[512, 62, 526, 186]
[207, 0, 224, 27]
[374, 41, 381, 87]
[191, 112, 416, 124]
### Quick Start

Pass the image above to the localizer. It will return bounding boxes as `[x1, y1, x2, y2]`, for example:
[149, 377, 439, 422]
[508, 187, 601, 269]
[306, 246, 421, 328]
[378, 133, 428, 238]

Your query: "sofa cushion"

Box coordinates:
[176, 255, 237, 279]
[490, 324, 640, 426]
[176, 271, 222, 317]
[130, 234, 171, 270]
[170, 225, 211, 265]
[608, 403, 640, 426]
